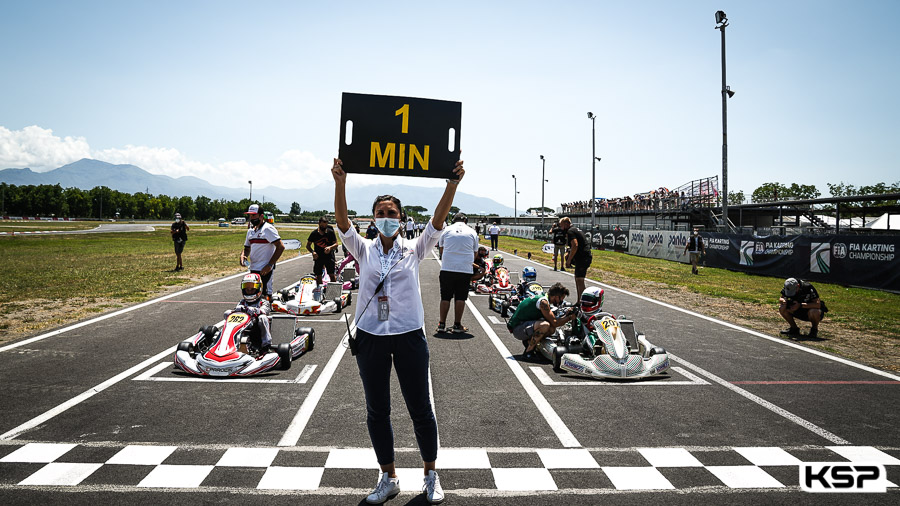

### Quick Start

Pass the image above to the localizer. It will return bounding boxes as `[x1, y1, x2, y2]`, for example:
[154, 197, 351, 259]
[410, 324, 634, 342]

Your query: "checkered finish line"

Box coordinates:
[0, 443, 897, 493]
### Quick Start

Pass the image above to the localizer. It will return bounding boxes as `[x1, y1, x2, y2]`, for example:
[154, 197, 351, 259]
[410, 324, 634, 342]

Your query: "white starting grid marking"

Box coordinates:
[530, 366, 709, 386]
[132, 362, 318, 384]
[488, 315, 504, 325]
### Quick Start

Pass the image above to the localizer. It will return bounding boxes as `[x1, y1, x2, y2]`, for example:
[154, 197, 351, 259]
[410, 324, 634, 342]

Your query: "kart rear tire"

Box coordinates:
[553, 345, 567, 372]
[277, 343, 292, 370]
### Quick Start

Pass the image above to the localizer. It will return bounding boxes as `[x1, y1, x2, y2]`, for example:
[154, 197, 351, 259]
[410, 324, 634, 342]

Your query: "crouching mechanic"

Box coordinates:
[779, 277, 828, 339]
[225, 273, 273, 354]
[507, 282, 577, 358]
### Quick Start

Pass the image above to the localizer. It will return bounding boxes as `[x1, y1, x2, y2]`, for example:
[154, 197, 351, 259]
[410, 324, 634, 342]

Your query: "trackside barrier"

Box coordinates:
[502, 225, 534, 240]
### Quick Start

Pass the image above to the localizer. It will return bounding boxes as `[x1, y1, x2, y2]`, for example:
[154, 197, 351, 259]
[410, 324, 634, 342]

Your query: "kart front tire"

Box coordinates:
[500, 301, 510, 318]
[552, 345, 567, 372]
[296, 327, 315, 352]
[277, 343, 292, 370]
[649, 346, 666, 357]
[177, 341, 194, 354]
[333, 297, 342, 313]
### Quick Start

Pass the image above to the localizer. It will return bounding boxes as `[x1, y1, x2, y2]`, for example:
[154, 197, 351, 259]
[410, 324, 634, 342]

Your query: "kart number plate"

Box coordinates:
[228, 314, 248, 324]
[378, 296, 389, 321]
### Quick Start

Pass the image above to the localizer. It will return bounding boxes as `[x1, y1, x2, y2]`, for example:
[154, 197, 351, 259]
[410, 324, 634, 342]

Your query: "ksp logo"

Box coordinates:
[800, 463, 887, 493]
[832, 242, 847, 259]
[810, 242, 831, 274]
[739, 241, 754, 266]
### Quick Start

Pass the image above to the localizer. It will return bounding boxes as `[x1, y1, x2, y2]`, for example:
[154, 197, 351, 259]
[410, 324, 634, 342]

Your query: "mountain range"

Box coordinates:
[0, 159, 513, 216]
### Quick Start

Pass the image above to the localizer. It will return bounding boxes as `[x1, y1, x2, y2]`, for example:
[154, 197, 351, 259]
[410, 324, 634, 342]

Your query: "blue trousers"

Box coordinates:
[355, 328, 438, 465]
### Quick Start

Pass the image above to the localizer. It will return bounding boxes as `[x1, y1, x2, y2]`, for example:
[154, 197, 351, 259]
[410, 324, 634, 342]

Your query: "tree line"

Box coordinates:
[0, 183, 284, 220]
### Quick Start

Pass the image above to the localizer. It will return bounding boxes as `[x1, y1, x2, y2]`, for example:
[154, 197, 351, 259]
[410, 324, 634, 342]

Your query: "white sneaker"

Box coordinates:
[423, 470, 444, 504]
[366, 472, 400, 504]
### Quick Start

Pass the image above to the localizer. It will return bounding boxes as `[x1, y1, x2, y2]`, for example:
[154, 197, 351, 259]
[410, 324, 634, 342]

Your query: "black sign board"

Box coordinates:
[338, 93, 461, 180]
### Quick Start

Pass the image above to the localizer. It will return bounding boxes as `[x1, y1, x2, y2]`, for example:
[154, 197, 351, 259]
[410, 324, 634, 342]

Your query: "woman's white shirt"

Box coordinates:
[339, 221, 442, 335]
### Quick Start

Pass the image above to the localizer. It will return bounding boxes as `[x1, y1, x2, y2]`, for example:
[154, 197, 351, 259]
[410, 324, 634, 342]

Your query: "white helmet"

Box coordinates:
[580, 286, 604, 315]
[241, 273, 263, 302]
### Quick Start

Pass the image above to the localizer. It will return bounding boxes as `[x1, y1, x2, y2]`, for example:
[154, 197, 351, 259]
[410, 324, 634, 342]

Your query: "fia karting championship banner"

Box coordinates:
[339, 93, 462, 180]
[702, 234, 900, 292]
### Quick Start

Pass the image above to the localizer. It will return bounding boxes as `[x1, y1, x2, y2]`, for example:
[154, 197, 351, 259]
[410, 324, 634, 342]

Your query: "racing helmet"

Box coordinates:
[580, 286, 604, 315]
[241, 273, 263, 303]
[522, 266, 537, 283]
[492, 254, 504, 267]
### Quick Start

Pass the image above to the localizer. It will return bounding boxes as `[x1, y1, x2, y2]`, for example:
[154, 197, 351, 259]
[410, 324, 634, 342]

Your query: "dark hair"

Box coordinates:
[372, 195, 403, 216]
[547, 282, 570, 298]
[453, 213, 467, 223]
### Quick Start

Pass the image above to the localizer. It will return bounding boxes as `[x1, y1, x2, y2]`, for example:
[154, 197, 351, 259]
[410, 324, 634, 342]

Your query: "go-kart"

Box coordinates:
[272, 275, 352, 316]
[174, 311, 316, 377]
[489, 280, 544, 318]
[533, 304, 670, 380]
[476, 266, 516, 294]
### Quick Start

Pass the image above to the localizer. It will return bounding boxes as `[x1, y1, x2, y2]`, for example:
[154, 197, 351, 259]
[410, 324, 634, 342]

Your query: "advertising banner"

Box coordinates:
[702, 233, 900, 292]
[627, 230, 691, 263]
[593, 229, 629, 253]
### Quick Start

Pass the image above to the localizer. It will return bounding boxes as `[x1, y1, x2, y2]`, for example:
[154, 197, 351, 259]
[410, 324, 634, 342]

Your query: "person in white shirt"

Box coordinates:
[437, 214, 479, 333]
[239, 204, 285, 300]
[332, 157, 464, 505]
[489, 221, 501, 250]
[405, 217, 416, 240]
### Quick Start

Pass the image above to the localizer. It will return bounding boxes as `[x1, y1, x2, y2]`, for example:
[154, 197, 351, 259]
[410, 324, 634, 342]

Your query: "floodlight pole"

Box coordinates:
[512, 175, 518, 225]
[249, 180, 253, 202]
[592, 117, 596, 233]
[716, 11, 731, 232]
[540, 155, 546, 228]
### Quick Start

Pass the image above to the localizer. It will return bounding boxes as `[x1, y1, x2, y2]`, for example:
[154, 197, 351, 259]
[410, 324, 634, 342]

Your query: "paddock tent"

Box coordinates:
[866, 213, 900, 230]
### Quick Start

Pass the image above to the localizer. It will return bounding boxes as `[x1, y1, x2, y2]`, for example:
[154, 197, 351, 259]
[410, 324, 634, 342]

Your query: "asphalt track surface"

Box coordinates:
[1, 246, 898, 505]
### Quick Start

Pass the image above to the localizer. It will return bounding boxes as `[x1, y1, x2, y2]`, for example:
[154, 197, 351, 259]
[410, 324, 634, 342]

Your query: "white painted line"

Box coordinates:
[133, 360, 317, 385]
[536, 448, 600, 469]
[0, 255, 307, 354]
[106, 445, 177, 465]
[295, 364, 317, 384]
[257, 466, 324, 490]
[0, 443, 77, 463]
[499, 250, 900, 382]
[732, 447, 802, 466]
[827, 446, 900, 465]
[437, 448, 492, 469]
[278, 315, 355, 447]
[706, 466, 784, 488]
[602, 467, 675, 490]
[638, 447, 704, 467]
[216, 447, 279, 467]
[670, 353, 850, 445]
[0, 346, 176, 441]
[529, 366, 708, 386]
[18, 462, 103, 486]
[324, 448, 378, 468]
[491, 468, 557, 491]
[433, 251, 580, 448]
[395, 467, 427, 489]
[487, 315, 504, 325]
[137, 464, 214, 488]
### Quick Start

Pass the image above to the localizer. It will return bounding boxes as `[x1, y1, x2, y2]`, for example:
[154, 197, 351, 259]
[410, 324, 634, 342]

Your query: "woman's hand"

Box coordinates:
[331, 158, 346, 185]
[451, 159, 465, 183]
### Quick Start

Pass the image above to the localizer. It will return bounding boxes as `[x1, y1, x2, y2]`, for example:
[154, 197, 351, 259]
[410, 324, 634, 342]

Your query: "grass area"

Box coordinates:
[486, 236, 900, 339]
[0, 226, 316, 316]
[0, 221, 97, 232]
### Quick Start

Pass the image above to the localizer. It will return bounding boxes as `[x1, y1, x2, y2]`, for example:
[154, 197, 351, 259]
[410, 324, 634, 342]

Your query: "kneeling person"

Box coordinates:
[224, 273, 273, 354]
[779, 277, 828, 339]
[507, 282, 577, 357]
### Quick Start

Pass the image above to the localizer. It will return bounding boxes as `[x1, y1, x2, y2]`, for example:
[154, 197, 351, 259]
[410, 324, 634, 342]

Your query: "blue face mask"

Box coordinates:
[375, 218, 401, 238]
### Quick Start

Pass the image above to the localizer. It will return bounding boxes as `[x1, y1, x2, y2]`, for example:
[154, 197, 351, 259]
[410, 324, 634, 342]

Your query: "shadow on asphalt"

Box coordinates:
[432, 332, 474, 340]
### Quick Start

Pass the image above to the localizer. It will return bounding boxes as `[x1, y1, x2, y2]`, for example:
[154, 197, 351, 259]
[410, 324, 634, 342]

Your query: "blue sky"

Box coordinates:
[1, 0, 897, 211]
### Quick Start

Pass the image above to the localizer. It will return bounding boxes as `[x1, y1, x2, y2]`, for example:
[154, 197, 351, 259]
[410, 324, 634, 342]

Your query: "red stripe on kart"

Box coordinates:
[731, 380, 900, 385]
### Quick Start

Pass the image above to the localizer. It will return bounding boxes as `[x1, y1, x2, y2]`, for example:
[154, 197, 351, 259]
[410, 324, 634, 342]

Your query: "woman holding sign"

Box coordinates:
[332, 157, 463, 505]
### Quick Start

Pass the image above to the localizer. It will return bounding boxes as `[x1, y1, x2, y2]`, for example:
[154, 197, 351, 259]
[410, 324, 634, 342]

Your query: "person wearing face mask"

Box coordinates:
[331, 157, 464, 505]
[307, 216, 339, 288]
[170, 213, 189, 271]
[683, 228, 706, 275]
[239, 204, 285, 300]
